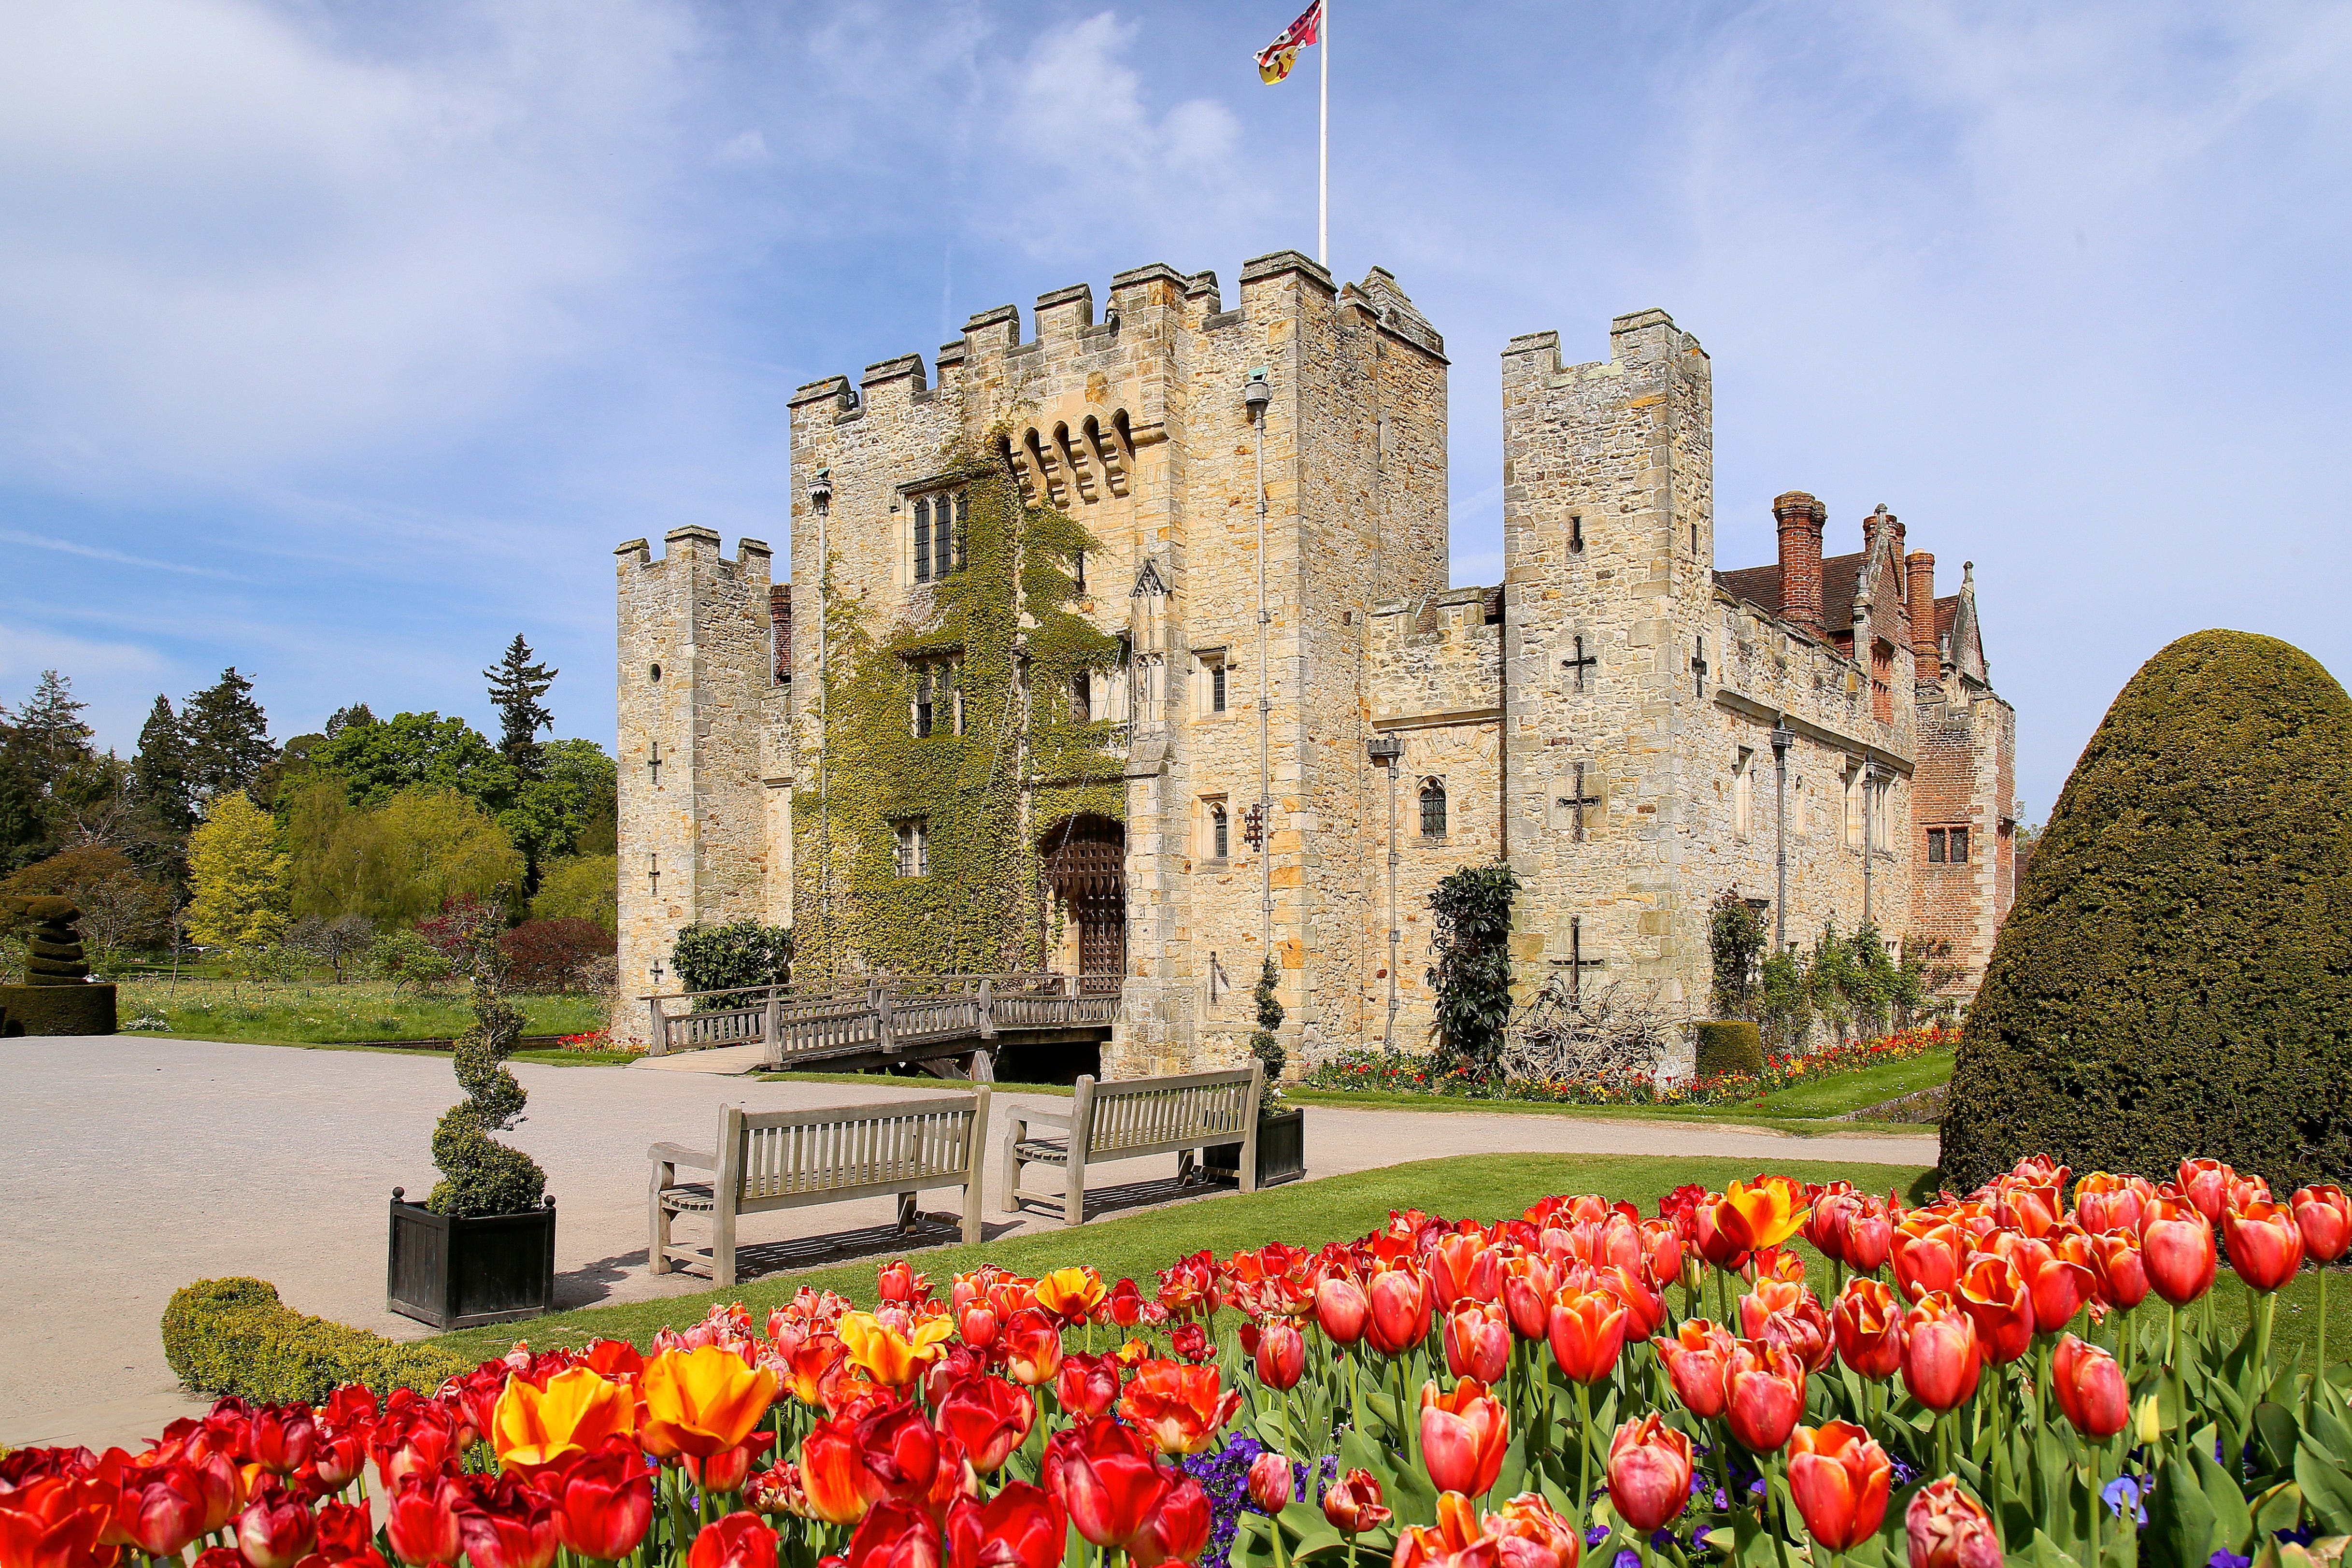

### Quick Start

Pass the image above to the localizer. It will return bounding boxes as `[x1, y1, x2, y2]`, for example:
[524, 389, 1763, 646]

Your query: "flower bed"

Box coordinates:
[11, 1154, 2349, 1568]
[1302, 1025, 1956, 1108]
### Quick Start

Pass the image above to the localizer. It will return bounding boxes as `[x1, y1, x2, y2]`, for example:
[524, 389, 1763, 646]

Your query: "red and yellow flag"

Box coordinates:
[1255, 0, 1322, 84]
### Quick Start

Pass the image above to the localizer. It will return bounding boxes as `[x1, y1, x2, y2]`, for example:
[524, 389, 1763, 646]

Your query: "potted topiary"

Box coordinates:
[386, 897, 555, 1329]
[1206, 956, 1307, 1187]
[0, 897, 117, 1036]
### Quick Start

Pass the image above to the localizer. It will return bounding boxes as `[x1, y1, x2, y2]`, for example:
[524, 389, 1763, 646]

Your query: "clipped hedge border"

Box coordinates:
[161, 1277, 468, 1405]
[1693, 1020, 1763, 1079]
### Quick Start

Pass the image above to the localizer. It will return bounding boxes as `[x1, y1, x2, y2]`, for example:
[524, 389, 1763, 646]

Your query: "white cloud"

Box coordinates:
[713, 129, 771, 167]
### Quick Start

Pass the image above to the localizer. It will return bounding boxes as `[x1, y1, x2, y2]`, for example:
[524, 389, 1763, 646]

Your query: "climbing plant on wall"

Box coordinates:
[794, 433, 1126, 981]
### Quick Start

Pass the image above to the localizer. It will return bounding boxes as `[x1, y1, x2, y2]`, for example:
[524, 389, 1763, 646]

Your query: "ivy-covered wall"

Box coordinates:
[792, 440, 1125, 980]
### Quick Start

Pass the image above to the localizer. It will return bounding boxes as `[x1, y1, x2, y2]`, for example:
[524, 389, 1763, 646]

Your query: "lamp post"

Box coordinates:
[1771, 720, 1793, 952]
[1246, 370, 1272, 959]
[1368, 734, 1403, 1051]
[810, 469, 832, 972]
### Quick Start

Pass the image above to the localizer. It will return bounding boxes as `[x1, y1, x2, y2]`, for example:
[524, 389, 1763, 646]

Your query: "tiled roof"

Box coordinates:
[1713, 551, 1868, 630]
[1935, 595, 1959, 641]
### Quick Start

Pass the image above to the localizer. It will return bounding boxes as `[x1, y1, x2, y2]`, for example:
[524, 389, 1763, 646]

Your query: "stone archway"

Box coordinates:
[1041, 813, 1126, 985]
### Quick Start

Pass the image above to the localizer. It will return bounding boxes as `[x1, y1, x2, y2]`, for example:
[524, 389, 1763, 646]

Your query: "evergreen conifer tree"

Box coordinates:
[323, 703, 377, 738]
[485, 637, 556, 778]
[131, 695, 196, 832]
[7, 670, 95, 790]
[181, 668, 273, 802]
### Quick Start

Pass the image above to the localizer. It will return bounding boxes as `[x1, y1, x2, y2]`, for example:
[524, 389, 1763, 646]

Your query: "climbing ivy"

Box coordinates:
[794, 434, 1126, 981]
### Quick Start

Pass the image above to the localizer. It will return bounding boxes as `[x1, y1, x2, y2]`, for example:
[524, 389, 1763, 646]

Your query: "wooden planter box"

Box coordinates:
[1203, 1108, 1307, 1188]
[386, 1190, 556, 1330]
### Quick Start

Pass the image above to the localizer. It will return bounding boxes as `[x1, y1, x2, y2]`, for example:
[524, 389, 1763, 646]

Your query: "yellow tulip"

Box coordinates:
[837, 1310, 954, 1387]
[1034, 1266, 1108, 1325]
[639, 1345, 778, 1458]
[491, 1366, 637, 1470]
[1715, 1176, 1812, 1253]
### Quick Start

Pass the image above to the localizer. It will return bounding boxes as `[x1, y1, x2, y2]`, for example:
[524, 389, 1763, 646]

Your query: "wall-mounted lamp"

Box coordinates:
[1244, 367, 1270, 420]
[809, 468, 832, 515]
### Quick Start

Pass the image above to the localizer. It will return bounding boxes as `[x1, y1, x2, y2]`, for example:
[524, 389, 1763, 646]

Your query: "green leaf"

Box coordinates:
[2256, 1404, 2308, 1477]
[2252, 1481, 2305, 1540]
[2145, 1454, 2220, 1568]
[2193, 1442, 2257, 1555]
[2297, 1440, 2352, 1535]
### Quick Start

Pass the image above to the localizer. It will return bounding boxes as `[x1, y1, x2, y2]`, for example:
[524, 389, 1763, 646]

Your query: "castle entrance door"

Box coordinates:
[1042, 814, 1126, 992]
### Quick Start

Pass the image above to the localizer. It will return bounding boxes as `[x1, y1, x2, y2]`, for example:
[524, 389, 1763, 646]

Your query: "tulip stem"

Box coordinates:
[2317, 1269, 2331, 1414]
[1576, 1382, 1595, 1525]
[2167, 1304, 2183, 1468]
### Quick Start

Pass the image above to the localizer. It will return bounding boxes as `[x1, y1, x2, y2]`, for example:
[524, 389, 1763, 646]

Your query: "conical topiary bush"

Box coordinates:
[1940, 629, 2352, 1192]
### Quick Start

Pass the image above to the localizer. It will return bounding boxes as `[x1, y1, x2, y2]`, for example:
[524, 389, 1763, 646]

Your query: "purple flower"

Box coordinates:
[2209, 1554, 2252, 1568]
[2102, 1476, 2148, 1524]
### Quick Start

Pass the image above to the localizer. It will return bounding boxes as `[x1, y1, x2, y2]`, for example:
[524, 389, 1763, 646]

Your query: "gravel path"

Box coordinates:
[0, 1036, 1934, 1450]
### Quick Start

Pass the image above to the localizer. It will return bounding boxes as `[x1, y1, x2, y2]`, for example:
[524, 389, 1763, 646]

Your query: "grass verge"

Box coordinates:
[114, 975, 607, 1045]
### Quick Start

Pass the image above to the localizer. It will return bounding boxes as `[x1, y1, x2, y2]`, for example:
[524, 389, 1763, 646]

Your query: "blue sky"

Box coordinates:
[2, 1, 2347, 821]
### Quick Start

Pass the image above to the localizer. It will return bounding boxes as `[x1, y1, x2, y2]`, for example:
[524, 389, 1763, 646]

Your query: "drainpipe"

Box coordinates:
[1771, 719, 1793, 952]
[1860, 760, 1875, 928]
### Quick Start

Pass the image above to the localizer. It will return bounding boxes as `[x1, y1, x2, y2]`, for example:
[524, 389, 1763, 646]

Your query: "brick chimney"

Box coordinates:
[1774, 491, 1827, 639]
[1905, 551, 1938, 678]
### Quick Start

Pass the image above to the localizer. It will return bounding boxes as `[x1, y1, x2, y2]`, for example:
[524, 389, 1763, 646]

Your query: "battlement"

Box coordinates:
[613, 527, 771, 588]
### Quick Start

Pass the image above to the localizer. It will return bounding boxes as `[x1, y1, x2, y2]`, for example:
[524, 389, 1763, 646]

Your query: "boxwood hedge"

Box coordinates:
[161, 1277, 468, 1405]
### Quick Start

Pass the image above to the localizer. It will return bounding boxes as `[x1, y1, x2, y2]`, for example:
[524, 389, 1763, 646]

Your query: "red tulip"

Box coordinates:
[1655, 1319, 1734, 1419]
[236, 1490, 318, 1568]
[877, 1260, 930, 1305]
[937, 1376, 1035, 1476]
[1546, 1287, 1628, 1385]
[687, 1512, 780, 1568]
[1169, 1323, 1211, 1365]
[1787, 1422, 1890, 1552]
[1639, 1218, 1686, 1286]
[945, 1484, 1064, 1568]
[1992, 1232, 2097, 1336]
[1482, 1492, 1581, 1568]
[1843, 1206, 1895, 1276]
[2072, 1172, 2154, 1237]
[247, 1407, 317, 1477]
[1247, 1454, 1293, 1514]
[108, 1458, 209, 1558]
[1607, 1413, 1693, 1533]
[2144, 1197, 2219, 1306]
[1419, 1378, 1509, 1499]
[2050, 1334, 2129, 1440]
[800, 1417, 870, 1527]
[830, 1500, 939, 1568]
[955, 1304, 1000, 1351]
[313, 1498, 374, 1562]
[1321, 1470, 1390, 1535]
[1106, 1279, 1145, 1328]
[1832, 1279, 1906, 1380]
[1691, 1196, 1745, 1270]
[1891, 1225, 1966, 1303]
[1126, 1473, 1211, 1568]
[2224, 1202, 2306, 1292]
[0, 1476, 116, 1568]
[385, 1477, 465, 1568]
[1900, 1294, 1981, 1412]
[1428, 1233, 1500, 1308]
[2089, 1231, 2151, 1311]
[1741, 1279, 1831, 1372]
[1443, 1302, 1512, 1384]
[1314, 1276, 1371, 1347]
[1255, 1320, 1308, 1391]
[2178, 1158, 2234, 1223]
[547, 1437, 654, 1562]
[1905, 1478, 2002, 1568]
[1043, 1416, 1167, 1550]
[2293, 1185, 2352, 1265]
[1596, 1264, 1666, 1344]
[686, 1433, 778, 1497]
[1807, 1184, 1858, 1256]
[1367, 1265, 1433, 1356]
[1725, 1340, 1806, 1454]
[1000, 1310, 1063, 1387]
[455, 1476, 557, 1568]
[1955, 1255, 2035, 1366]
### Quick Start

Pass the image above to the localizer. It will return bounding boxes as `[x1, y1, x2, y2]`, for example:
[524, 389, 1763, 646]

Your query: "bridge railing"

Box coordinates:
[639, 972, 1122, 1060]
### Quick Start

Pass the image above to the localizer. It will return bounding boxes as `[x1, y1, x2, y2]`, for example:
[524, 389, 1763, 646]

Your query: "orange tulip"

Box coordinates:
[1117, 1360, 1241, 1456]
[1842, 1203, 1894, 1276]
[1990, 1231, 2097, 1336]
[1392, 1490, 1483, 1568]
[838, 1311, 954, 1389]
[1443, 1301, 1512, 1384]
[1740, 1279, 1831, 1371]
[1607, 1414, 1693, 1534]
[1725, 1340, 1806, 1454]
[1788, 1422, 1891, 1551]
[1367, 1263, 1433, 1357]
[1905, 1477, 2002, 1568]
[1033, 1267, 1107, 1327]
[2178, 1158, 2235, 1223]
[1655, 1319, 1734, 1419]
[1314, 1275, 1371, 1347]
[2072, 1172, 2154, 1237]
[1546, 1286, 1628, 1386]
[2050, 1334, 2128, 1440]
[1320, 1470, 1391, 1535]
[1000, 1309, 1064, 1387]
[1481, 1492, 1580, 1568]
[1831, 1278, 1905, 1380]
[1427, 1233, 1500, 1308]
[639, 1346, 778, 1459]
[490, 1366, 636, 1471]
[2089, 1231, 2152, 1311]
[2224, 1202, 2306, 1292]
[2143, 1196, 2218, 1306]
[1596, 1263, 1666, 1343]
[1712, 1177, 1812, 1254]
[1992, 1175, 2063, 1239]
[1500, 1254, 1557, 1342]
[2293, 1184, 2352, 1264]
[786, 1333, 850, 1408]
[1891, 1224, 1966, 1303]
[1418, 1378, 1510, 1499]
[1900, 1293, 1981, 1412]
[1955, 1255, 2034, 1366]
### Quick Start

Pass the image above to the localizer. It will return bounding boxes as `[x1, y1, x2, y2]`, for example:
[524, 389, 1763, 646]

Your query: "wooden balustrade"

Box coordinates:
[639, 971, 1121, 1069]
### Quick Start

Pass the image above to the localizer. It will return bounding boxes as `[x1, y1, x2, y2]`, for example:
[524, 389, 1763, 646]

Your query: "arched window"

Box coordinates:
[1419, 778, 1447, 839]
[913, 498, 932, 582]
[1210, 803, 1228, 860]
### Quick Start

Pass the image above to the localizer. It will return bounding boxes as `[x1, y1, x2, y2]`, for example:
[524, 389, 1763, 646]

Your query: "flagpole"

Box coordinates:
[1317, 0, 1329, 265]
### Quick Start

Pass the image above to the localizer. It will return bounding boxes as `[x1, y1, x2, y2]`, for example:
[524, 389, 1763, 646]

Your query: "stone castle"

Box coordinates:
[612, 251, 2016, 1073]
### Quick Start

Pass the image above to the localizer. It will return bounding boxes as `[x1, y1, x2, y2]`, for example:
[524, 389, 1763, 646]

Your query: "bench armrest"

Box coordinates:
[1018, 1108, 1073, 1132]
[649, 1142, 716, 1169]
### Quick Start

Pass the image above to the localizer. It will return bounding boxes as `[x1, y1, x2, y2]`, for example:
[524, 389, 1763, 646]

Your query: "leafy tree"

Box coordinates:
[539, 739, 617, 855]
[670, 920, 793, 1002]
[323, 703, 377, 738]
[485, 636, 557, 778]
[1708, 890, 1767, 1018]
[1426, 861, 1521, 1075]
[368, 927, 453, 993]
[185, 792, 290, 947]
[181, 668, 274, 804]
[131, 695, 197, 833]
[0, 844, 172, 963]
[1756, 946, 1811, 1053]
[289, 780, 522, 927]
[1942, 629, 2352, 1192]
[531, 854, 617, 932]
[499, 917, 613, 992]
[307, 711, 515, 813]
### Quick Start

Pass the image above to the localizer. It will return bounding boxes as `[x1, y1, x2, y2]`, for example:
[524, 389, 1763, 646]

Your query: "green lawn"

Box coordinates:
[115, 974, 609, 1046]
[1285, 1047, 1953, 1135]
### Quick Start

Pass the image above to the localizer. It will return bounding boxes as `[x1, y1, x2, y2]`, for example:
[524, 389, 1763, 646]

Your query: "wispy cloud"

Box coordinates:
[0, 528, 245, 580]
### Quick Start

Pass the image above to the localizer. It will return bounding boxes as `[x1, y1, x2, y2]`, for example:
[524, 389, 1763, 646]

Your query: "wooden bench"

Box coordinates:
[1003, 1064, 1263, 1227]
[649, 1090, 990, 1288]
